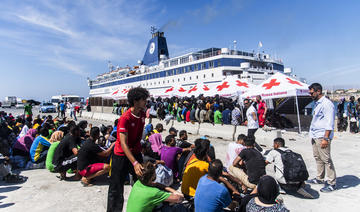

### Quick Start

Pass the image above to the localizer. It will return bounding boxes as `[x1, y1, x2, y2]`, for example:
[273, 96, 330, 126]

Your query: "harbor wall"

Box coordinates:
[80, 111, 284, 141]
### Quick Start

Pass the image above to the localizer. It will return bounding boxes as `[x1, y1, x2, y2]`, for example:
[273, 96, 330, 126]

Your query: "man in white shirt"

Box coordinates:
[266, 138, 314, 198]
[307, 83, 336, 193]
[244, 99, 259, 137]
[225, 134, 246, 169]
[68, 102, 77, 121]
[244, 99, 262, 152]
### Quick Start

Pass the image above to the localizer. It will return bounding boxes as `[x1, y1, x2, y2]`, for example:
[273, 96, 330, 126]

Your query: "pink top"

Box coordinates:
[149, 133, 164, 155]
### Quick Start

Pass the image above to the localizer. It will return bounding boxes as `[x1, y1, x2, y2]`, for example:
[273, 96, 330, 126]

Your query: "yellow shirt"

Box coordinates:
[33, 123, 40, 129]
[181, 158, 209, 197]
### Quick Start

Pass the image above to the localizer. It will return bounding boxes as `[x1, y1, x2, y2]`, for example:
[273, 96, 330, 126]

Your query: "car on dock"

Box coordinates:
[15, 103, 25, 109]
[39, 103, 56, 113]
[1, 101, 12, 108]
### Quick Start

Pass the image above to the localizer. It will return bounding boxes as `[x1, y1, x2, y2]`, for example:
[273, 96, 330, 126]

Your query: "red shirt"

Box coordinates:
[186, 110, 191, 122]
[114, 109, 146, 156]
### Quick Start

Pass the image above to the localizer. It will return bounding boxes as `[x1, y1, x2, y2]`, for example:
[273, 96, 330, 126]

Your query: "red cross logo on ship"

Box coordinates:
[165, 87, 174, 93]
[112, 89, 119, 95]
[262, 79, 280, 90]
[122, 89, 129, 94]
[178, 87, 187, 92]
[286, 78, 301, 86]
[235, 80, 249, 88]
[188, 86, 197, 94]
[216, 81, 230, 91]
[202, 84, 210, 91]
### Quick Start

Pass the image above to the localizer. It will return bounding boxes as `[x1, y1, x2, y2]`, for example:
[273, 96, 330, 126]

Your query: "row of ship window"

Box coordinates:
[120, 73, 216, 88]
[90, 60, 220, 89]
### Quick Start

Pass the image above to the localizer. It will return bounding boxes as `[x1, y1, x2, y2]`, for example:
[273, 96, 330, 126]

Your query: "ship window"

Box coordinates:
[203, 74, 206, 78]
[172, 79, 174, 82]
[183, 77, 185, 81]
[196, 75, 198, 79]
[209, 61, 214, 68]
[178, 78, 180, 82]
[201, 63, 206, 69]
[212, 73, 214, 77]
[163, 80, 165, 84]
[194, 64, 198, 71]
[167, 80, 169, 83]
[190, 77, 192, 80]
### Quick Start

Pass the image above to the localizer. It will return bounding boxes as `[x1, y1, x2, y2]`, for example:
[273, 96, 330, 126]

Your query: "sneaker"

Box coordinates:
[279, 187, 286, 194]
[320, 184, 336, 193]
[297, 187, 315, 199]
[306, 178, 324, 184]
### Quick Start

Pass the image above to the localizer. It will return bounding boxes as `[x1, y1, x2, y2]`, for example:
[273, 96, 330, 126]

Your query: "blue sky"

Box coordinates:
[0, 0, 359, 101]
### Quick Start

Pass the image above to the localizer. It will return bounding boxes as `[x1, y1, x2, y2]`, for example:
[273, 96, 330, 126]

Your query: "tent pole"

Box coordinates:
[295, 95, 301, 134]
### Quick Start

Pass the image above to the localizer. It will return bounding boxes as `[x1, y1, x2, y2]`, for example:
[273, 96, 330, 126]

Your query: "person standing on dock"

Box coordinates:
[107, 87, 149, 212]
[307, 83, 337, 192]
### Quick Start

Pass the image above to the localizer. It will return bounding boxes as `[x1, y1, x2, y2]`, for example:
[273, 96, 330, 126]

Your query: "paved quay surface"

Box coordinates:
[1, 108, 360, 212]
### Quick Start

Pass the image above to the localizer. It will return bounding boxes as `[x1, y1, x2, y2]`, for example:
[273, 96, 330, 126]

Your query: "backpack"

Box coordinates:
[275, 149, 309, 183]
[154, 164, 173, 186]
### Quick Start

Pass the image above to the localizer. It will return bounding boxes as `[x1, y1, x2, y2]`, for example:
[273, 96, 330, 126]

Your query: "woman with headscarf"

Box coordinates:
[245, 175, 289, 212]
[12, 129, 37, 157]
[46, 131, 64, 172]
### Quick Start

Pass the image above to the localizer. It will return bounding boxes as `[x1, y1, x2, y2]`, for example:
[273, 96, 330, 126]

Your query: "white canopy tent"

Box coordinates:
[241, 72, 310, 133]
[212, 77, 254, 98]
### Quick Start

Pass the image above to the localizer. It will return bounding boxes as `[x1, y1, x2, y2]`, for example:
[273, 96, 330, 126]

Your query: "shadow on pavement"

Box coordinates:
[0, 202, 15, 209]
[286, 184, 320, 199]
[0, 185, 21, 193]
[336, 175, 360, 190]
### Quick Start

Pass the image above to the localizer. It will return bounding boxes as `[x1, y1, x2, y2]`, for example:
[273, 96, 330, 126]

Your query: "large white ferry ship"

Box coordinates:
[88, 28, 288, 98]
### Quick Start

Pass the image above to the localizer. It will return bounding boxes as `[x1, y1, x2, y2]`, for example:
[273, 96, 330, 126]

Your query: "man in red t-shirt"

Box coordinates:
[107, 87, 149, 212]
[256, 95, 267, 128]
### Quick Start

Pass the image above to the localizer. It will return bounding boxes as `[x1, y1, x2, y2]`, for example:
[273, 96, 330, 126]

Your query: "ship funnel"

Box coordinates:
[142, 27, 169, 66]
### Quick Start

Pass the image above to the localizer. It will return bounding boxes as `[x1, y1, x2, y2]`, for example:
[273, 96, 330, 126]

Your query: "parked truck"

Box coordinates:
[5, 96, 17, 106]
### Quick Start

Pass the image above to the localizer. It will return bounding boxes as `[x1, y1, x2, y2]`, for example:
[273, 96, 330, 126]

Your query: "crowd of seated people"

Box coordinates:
[1, 108, 315, 212]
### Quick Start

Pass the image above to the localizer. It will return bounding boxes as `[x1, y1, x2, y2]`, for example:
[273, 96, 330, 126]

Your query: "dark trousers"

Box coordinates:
[337, 116, 347, 132]
[107, 153, 143, 212]
[247, 128, 263, 152]
[61, 110, 65, 119]
[54, 154, 77, 173]
[350, 121, 358, 133]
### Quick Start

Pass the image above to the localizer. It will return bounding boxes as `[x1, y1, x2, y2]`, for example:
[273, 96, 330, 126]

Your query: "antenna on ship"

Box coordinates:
[233, 40, 237, 51]
[151, 26, 157, 33]
[108, 61, 114, 72]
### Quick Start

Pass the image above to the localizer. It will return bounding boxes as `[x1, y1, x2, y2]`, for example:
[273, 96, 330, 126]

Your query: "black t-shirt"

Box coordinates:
[239, 148, 266, 184]
[53, 134, 80, 166]
[176, 139, 192, 148]
[77, 139, 104, 170]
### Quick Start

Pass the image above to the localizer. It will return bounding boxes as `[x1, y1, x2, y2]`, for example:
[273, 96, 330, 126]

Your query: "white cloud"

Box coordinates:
[16, 13, 77, 37]
[0, 0, 158, 78]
